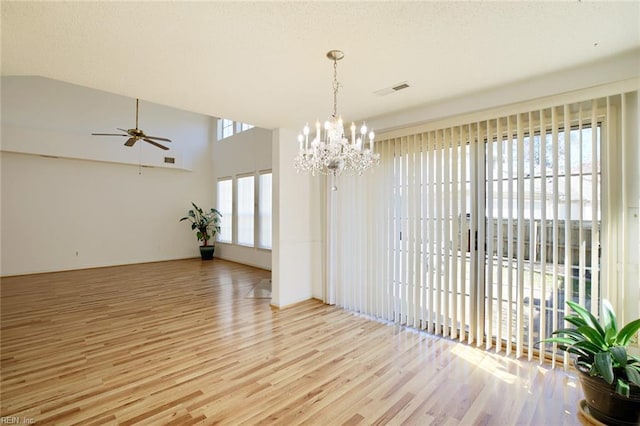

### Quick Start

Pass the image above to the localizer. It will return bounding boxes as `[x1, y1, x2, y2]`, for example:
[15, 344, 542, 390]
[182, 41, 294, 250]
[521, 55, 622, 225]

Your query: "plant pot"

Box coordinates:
[199, 246, 215, 260]
[576, 364, 640, 426]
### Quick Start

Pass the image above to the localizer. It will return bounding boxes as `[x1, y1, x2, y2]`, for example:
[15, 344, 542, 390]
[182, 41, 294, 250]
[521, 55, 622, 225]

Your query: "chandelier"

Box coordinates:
[294, 50, 380, 179]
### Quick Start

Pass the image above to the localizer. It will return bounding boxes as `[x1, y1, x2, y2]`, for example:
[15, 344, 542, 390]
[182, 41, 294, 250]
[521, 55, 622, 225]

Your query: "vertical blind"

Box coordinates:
[237, 175, 255, 246]
[217, 179, 233, 243]
[330, 94, 632, 360]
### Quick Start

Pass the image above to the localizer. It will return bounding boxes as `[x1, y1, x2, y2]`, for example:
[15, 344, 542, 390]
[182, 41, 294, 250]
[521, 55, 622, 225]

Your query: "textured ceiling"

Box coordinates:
[2, 1, 639, 131]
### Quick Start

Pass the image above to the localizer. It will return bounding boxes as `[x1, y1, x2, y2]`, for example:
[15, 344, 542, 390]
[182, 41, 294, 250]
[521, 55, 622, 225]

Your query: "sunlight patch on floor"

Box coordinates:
[451, 343, 518, 384]
[246, 279, 272, 299]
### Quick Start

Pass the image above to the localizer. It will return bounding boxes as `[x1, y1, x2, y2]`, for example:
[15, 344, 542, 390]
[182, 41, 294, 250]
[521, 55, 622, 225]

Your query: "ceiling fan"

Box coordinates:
[92, 98, 171, 150]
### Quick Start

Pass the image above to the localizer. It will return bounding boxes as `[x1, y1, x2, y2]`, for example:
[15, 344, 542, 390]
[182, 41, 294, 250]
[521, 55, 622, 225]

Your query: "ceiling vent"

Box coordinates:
[374, 81, 410, 96]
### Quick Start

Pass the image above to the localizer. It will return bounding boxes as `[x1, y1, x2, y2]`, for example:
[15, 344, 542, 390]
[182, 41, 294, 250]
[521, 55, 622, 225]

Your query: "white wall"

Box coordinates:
[271, 128, 324, 307]
[211, 125, 273, 270]
[1, 77, 214, 276]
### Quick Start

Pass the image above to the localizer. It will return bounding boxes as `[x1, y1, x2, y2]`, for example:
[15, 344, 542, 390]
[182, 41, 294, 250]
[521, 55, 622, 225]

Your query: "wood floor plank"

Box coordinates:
[1, 259, 584, 425]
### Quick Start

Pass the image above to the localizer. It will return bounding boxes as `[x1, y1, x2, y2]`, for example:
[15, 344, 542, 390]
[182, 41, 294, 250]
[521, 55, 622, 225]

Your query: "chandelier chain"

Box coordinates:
[332, 59, 339, 118]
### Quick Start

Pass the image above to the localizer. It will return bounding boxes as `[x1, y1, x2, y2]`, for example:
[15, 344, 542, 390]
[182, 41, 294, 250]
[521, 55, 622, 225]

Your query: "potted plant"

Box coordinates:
[180, 202, 222, 260]
[541, 300, 640, 425]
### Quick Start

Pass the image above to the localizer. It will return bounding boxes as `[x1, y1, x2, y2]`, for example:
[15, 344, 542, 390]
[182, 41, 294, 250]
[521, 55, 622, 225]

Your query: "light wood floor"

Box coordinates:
[1, 259, 586, 425]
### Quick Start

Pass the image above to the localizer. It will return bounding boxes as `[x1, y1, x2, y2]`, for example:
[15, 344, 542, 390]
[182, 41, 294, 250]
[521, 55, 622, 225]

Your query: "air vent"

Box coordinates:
[374, 81, 410, 96]
[392, 82, 410, 91]
[164, 157, 175, 164]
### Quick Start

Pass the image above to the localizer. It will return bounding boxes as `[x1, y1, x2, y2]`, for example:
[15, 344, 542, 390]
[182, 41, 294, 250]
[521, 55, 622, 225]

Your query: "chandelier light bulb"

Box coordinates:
[360, 124, 367, 135]
[303, 124, 310, 136]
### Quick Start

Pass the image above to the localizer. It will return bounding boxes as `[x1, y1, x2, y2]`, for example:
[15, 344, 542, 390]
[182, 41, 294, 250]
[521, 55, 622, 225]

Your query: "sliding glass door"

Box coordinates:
[332, 98, 608, 359]
[482, 112, 602, 359]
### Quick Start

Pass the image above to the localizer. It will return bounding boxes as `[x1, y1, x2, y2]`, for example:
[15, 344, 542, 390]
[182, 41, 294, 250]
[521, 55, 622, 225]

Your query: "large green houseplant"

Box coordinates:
[180, 202, 222, 260]
[542, 300, 640, 425]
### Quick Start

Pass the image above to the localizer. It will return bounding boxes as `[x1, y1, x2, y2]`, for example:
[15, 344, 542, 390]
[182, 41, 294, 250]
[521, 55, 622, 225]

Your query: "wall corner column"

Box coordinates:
[271, 128, 324, 308]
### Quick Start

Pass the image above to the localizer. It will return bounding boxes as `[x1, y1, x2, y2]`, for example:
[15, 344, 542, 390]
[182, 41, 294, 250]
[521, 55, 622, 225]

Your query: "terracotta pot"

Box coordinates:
[577, 364, 640, 426]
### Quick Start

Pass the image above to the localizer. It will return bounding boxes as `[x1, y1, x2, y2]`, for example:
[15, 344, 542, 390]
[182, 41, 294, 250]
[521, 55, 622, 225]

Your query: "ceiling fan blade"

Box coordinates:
[92, 133, 127, 136]
[144, 135, 172, 142]
[143, 138, 169, 150]
[117, 128, 135, 134]
[124, 137, 137, 147]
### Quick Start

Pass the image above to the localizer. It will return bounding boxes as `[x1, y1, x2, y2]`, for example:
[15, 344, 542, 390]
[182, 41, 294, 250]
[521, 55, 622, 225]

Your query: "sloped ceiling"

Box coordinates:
[2, 1, 639, 131]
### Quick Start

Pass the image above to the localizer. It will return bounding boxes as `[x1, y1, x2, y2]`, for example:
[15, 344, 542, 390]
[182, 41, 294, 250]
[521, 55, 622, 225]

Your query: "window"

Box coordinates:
[237, 176, 255, 246]
[258, 172, 272, 249]
[217, 179, 232, 243]
[217, 172, 271, 249]
[239, 122, 254, 132]
[217, 119, 255, 141]
[220, 119, 234, 139]
[483, 122, 602, 355]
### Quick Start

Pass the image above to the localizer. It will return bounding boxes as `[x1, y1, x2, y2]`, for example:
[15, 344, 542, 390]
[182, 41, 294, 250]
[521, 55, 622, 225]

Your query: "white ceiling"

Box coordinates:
[2, 1, 639, 132]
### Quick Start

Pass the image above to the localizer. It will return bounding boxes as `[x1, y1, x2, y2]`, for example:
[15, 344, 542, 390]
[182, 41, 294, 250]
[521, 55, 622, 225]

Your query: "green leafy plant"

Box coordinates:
[180, 202, 222, 247]
[541, 300, 640, 397]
